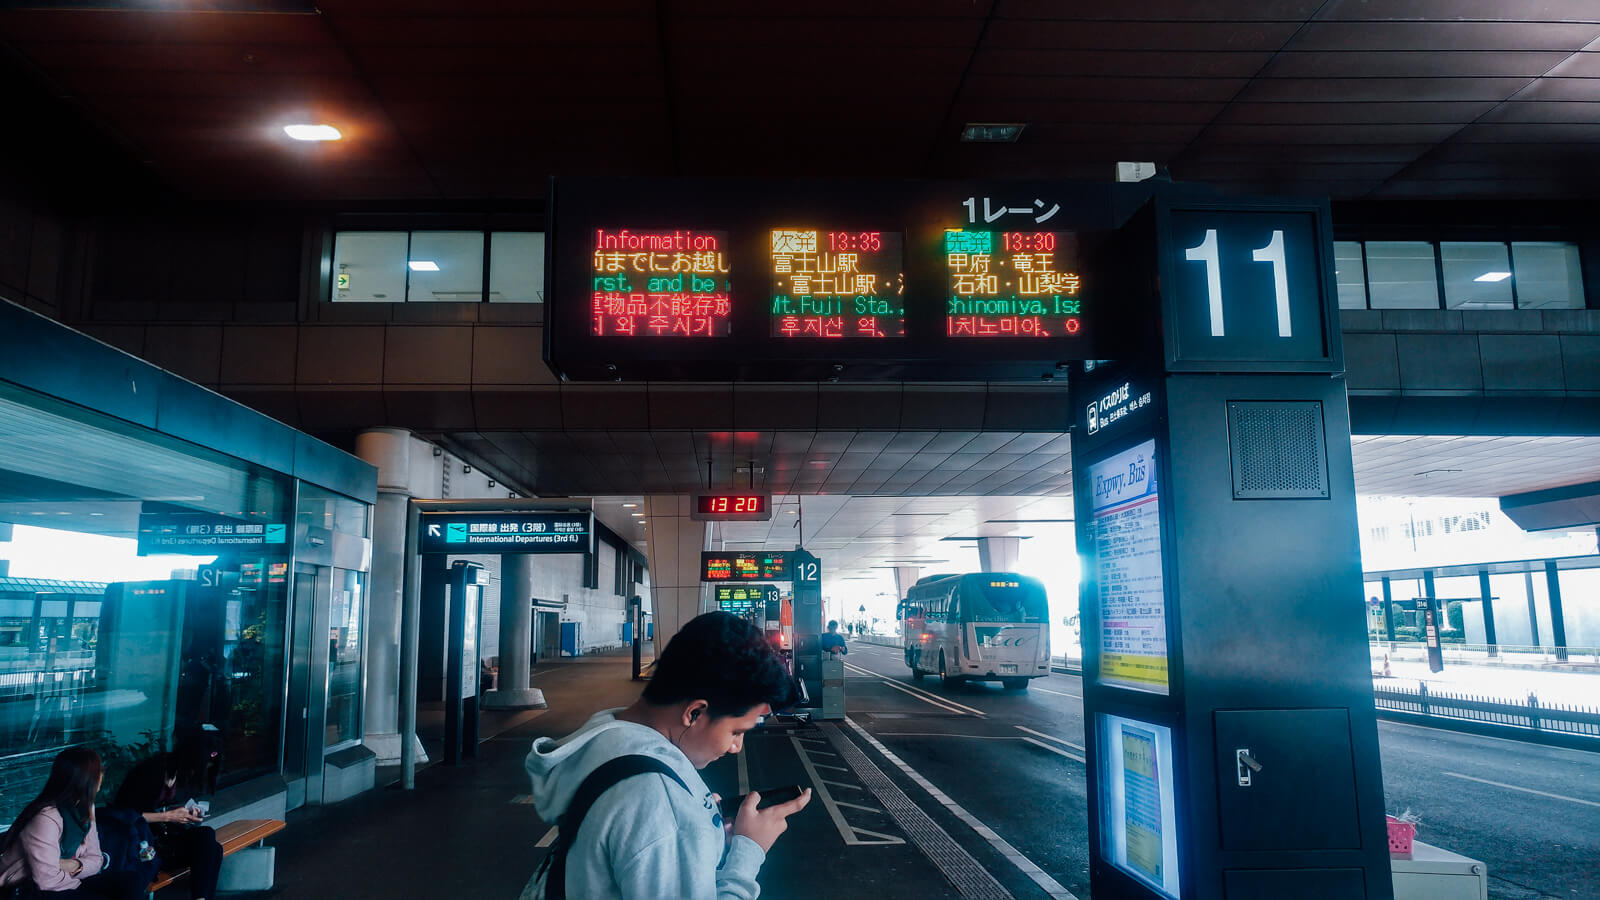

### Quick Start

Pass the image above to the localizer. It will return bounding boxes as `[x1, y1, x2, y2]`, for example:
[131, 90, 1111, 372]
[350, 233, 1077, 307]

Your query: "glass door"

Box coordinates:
[282, 564, 332, 810]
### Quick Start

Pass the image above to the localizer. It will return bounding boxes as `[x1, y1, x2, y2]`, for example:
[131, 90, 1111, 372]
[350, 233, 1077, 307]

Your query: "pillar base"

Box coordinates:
[364, 732, 429, 767]
[480, 688, 548, 710]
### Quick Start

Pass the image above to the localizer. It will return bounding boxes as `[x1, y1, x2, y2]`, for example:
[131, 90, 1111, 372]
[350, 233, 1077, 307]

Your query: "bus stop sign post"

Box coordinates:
[443, 560, 484, 765]
[1072, 198, 1392, 899]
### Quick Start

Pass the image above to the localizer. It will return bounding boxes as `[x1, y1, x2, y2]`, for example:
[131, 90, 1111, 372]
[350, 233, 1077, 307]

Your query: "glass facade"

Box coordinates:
[0, 382, 368, 819]
[1340, 239, 1585, 311]
[330, 230, 542, 303]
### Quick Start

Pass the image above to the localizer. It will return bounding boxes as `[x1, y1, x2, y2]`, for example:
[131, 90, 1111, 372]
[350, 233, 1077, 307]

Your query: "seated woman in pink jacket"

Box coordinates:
[0, 748, 145, 899]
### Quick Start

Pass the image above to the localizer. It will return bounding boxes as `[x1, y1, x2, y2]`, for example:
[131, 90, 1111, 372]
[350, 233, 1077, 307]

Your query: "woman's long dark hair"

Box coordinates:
[3, 748, 102, 847]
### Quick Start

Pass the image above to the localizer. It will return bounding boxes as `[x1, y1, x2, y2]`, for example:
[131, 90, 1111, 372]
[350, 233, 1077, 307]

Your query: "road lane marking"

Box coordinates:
[843, 661, 988, 716]
[1021, 737, 1086, 763]
[844, 718, 1079, 900]
[1015, 726, 1086, 752]
[876, 679, 980, 716]
[1442, 772, 1600, 808]
[535, 826, 558, 848]
[791, 734, 905, 847]
[1030, 685, 1081, 699]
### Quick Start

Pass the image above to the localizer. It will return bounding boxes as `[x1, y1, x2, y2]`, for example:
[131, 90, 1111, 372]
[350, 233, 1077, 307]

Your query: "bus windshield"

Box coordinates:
[961, 576, 1046, 623]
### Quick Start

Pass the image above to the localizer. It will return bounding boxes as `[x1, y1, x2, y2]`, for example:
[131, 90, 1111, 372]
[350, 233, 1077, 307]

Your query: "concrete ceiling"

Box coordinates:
[6, 2, 1600, 202]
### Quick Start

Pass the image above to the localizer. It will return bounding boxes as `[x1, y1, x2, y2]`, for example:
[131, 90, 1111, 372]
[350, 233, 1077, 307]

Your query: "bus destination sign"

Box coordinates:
[701, 551, 791, 582]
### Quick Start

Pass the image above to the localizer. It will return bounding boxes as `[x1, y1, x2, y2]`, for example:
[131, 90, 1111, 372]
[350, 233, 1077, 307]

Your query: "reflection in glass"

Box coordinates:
[1441, 242, 1513, 310]
[1334, 241, 1367, 310]
[1365, 241, 1440, 309]
[490, 232, 546, 303]
[1511, 242, 1584, 309]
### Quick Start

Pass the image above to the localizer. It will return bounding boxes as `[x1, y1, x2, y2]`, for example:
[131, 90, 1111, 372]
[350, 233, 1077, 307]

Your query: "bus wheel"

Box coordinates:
[1001, 677, 1029, 690]
[939, 653, 963, 687]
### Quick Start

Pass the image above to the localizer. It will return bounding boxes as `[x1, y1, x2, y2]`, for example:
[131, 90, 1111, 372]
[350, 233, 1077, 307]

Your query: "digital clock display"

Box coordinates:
[770, 229, 905, 338]
[691, 493, 773, 521]
[945, 230, 1084, 338]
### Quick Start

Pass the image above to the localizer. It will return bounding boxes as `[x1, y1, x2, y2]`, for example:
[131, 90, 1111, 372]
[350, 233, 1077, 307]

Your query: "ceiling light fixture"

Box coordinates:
[622, 502, 639, 508]
[283, 124, 342, 141]
[631, 512, 643, 517]
[408, 260, 440, 271]
[961, 123, 1025, 143]
[1473, 271, 1511, 282]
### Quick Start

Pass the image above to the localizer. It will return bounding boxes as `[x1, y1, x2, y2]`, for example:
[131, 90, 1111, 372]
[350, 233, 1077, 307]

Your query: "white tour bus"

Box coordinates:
[897, 572, 1050, 689]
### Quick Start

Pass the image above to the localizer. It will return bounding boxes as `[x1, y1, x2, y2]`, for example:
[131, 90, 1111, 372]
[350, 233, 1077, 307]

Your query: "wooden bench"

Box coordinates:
[147, 819, 286, 894]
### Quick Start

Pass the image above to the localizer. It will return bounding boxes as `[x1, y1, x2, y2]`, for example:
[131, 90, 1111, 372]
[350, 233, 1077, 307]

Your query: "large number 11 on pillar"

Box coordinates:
[1183, 228, 1292, 338]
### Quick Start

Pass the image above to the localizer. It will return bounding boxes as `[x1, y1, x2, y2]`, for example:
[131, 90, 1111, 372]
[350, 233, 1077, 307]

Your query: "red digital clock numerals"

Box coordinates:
[1002, 232, 1057, 252]
[827, 232, 884, 253]
[698, 494, 764, 515]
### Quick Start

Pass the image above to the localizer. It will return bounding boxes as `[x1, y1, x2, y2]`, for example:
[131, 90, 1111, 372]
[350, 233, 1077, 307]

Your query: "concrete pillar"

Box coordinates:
[892, 566, 921, 599]
[482, 554, 546, 709]
[644, 495, 711, 651]
[976, 537, 1020, 572]
[354, 428, 429, 766]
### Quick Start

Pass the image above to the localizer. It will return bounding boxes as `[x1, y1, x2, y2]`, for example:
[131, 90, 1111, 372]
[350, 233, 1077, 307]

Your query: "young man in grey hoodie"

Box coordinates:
[523, 611, 812, 899]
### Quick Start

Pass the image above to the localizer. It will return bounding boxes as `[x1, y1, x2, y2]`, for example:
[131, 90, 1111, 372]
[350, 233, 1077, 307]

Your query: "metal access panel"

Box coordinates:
[1214, 708, 1361, 851]
[1227, 401, 1329, 500]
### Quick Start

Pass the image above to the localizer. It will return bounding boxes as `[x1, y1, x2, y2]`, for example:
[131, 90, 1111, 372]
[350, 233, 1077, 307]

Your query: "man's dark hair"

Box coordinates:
[827, 620, 838, 631]
[643, 611, 795, 718]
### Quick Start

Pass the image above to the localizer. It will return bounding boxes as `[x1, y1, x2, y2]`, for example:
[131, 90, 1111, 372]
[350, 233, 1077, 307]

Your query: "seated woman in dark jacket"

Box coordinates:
[0, 748, 145, 899]
[111, 737, 223, 900]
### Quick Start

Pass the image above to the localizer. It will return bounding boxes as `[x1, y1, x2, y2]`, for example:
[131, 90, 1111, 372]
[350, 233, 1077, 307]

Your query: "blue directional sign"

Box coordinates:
[138, 512, 289, 555]
[420, 512, 593, 554]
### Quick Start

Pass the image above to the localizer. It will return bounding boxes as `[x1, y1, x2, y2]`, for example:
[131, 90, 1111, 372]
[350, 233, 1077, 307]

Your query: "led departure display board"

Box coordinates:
[591, 229, 732, 337]
[691, 492, 772, 522]
[701, 551, 791, 582]
[769, 229, 905, 338]
[944, 230, 1082, 338]
[546, 178, 1152, 381]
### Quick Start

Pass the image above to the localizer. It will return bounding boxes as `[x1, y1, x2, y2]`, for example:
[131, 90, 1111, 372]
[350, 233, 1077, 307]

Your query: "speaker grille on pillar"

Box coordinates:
[1227, 401, 1329, 500]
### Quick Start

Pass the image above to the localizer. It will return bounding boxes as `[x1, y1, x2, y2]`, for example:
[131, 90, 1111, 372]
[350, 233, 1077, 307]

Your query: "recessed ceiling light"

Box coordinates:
[622, 502, 639, 508]
[631, 512, 643, 517]
[283, 124, 342, 141]
[1474, 271, 1511, 282]
[961, 123, 1025, 143]
[408, 260, 440, 271]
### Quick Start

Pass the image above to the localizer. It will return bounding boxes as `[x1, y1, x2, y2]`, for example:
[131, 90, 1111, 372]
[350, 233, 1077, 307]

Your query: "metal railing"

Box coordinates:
[1373, 681, 1600, 740]
[1370, 639, 1600, 665]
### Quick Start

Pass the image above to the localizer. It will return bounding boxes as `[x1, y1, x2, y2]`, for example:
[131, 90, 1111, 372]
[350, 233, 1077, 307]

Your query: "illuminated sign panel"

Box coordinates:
[701, 551, 792, 582]
[691, 492, 772, 522]
[945, 230, 1082, 338]
[590, 229, 732, 337]
[420, 512, 592, 554]
[769, 229, 905, 338]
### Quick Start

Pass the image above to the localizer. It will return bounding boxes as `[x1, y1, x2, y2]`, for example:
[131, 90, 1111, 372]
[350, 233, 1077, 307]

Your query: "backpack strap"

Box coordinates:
[540, 755, 691, 900]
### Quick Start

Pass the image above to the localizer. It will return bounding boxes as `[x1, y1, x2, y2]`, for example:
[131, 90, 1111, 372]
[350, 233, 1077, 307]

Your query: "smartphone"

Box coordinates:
[719, 784, 805, 820]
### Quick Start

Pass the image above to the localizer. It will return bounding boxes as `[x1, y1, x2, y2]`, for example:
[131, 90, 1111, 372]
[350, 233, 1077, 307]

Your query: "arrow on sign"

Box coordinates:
[427, 524, 441, 538]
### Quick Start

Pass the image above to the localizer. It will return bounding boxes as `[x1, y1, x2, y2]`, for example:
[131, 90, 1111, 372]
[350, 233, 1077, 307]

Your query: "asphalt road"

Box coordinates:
[777, 639, 1600, 900]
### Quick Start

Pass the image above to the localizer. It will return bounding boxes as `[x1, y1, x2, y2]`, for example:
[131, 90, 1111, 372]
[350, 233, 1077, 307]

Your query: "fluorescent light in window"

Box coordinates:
[408, 260, 440, 271]
[1474, 271, 1511, 282]
[283, 124, 342, 141]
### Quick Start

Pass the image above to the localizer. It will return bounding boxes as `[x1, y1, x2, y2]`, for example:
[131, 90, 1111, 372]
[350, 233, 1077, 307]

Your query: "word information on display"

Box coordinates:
[769, 229, 905, 338]
[691, 492, 772, 522]
[1090, 439, 1169, 694]
[420, 512, 592, 554]
[945, 230, 1082, 338]
[701, 551, 791, 582]
[591, 229, 732, 337]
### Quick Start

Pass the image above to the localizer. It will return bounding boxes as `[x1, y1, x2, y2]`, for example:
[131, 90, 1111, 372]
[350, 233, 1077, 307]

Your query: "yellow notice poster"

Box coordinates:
[1122, 724, 1164, 884]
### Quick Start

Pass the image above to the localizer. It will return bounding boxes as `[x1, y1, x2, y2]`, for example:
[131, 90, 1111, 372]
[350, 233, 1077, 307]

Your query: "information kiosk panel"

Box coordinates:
[1097, 714, 1181, 899]
[1087, 439, 1169, 695]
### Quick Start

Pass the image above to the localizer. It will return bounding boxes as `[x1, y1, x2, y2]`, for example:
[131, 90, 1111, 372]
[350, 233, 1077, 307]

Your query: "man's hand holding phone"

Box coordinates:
[729, 786, 811, 854]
